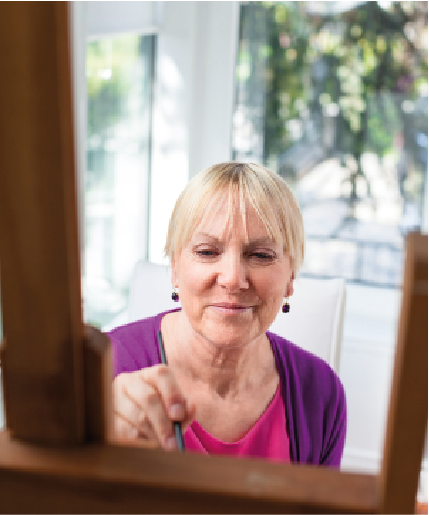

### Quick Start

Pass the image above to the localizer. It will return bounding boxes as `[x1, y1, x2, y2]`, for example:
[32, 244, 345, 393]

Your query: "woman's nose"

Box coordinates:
[217, 253, 249, 292]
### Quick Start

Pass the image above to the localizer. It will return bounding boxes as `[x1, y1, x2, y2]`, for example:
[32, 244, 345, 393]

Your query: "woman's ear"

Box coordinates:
[285, 271, 295, 297]
[171, 260, 179, 288]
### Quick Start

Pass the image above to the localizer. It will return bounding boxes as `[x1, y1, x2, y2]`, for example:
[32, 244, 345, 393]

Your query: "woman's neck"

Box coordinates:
[161, 310, 275, 399]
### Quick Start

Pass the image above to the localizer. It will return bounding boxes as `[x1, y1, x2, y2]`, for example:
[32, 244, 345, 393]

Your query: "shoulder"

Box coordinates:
[107, 310, 177, 376]
[109, 313, 161, 341]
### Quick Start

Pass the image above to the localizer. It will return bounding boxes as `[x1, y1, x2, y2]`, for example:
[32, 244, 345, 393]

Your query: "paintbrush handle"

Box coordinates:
[158, 331, 186, 452]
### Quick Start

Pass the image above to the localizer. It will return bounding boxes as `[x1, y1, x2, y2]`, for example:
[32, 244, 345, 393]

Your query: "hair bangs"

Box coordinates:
[165, 161, 305, 274]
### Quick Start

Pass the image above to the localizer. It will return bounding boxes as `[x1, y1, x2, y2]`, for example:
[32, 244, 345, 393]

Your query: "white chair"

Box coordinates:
[127, 260, 346, 373]
[268, 277, 346, 373]
[127, 260, 178, 324]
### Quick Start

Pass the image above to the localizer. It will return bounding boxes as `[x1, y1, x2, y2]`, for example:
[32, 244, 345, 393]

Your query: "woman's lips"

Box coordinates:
[210, 303, 253, 314]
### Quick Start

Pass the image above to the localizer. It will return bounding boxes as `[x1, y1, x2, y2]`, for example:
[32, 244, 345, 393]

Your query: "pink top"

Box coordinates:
[184, 382, 291, 463]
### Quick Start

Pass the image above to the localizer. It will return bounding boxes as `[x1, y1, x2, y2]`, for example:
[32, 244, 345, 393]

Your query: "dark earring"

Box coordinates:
[282, 298, 290, 313]
[171, 288, 179, 302]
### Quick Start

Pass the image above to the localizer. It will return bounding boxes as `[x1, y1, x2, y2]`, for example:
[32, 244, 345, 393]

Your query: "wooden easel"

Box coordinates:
[0, 3, 427, 513]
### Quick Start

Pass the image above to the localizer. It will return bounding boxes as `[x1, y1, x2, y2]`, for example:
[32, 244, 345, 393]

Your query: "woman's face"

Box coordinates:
[172, 194, 294, 349]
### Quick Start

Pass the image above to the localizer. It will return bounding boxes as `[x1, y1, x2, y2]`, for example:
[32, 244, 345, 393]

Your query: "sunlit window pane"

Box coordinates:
[234, 1, 428, 487]
[83, 34, 155, 329]
[233, 1, 427, 288]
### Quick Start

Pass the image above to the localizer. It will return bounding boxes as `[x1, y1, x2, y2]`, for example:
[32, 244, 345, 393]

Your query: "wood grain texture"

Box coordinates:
[378, 233, 428, 514]
[0, 2, 84, 444]
[0, 431, 378, 514]
[83, 326, 113, 443]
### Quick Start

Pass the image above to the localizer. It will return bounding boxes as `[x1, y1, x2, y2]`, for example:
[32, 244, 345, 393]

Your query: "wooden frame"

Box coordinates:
[0, 3, 427, 513]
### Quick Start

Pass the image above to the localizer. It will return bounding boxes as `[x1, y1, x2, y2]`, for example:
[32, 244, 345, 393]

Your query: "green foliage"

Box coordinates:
[367, 93, 400, 156]
[238, 1, 428, 180]
[87, 35, 141, 137]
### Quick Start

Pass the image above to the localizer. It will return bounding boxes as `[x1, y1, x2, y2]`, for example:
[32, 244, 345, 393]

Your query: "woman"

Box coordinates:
[109, 162, 346, 466]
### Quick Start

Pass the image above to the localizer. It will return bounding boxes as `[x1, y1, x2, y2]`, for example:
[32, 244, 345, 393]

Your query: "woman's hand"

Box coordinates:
[113, 365, 195, 449]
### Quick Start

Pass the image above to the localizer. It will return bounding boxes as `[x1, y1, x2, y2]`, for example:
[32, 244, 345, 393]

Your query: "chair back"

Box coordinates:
[269, 276, 346, 372]
[127, 260, 178, 323]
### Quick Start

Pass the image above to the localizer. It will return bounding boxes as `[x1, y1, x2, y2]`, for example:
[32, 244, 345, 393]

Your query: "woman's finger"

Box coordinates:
[113, 366, 195, 450]
[114, 412, 158, 449]
[123, 374, 176, 448]
[114, 385, 159, 443]
[113, 372, 161, 445]
[140, 365, 188, 420]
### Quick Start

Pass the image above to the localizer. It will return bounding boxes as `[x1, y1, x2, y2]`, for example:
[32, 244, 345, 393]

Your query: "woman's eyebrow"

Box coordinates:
[246, 237, 277, 246]
[193, 233, 277, 246]
[193, 232, 221, 242]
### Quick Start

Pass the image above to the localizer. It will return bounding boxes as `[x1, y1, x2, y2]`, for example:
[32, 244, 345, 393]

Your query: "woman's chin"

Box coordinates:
[196, 322, 262, 350]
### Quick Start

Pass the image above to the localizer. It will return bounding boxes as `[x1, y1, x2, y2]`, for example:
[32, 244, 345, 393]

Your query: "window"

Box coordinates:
[83, 33, 156, 329]
[233, 1, 428, 483]
[233, 1, 427, 288]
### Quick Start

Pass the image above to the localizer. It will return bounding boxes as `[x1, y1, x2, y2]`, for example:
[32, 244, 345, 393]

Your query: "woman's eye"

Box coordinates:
[250, 252, 275, 261]
[195, 249, 218, 258]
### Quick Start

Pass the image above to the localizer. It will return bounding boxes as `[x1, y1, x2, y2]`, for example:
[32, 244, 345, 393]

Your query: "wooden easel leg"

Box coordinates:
[83, 326, 113, 443]
[378, 233, 428, 514]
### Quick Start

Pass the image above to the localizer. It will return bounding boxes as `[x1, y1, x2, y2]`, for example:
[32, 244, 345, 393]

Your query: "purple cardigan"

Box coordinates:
[108, 310, 347, 467]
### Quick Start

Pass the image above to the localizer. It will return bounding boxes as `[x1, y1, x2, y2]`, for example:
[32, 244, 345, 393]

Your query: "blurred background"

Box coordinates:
[0, 0, 427, 501]
[78, 1, 427, 330]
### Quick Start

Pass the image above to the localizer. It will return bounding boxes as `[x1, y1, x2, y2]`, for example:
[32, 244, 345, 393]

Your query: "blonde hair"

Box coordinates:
[165, 162, 305, 274]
